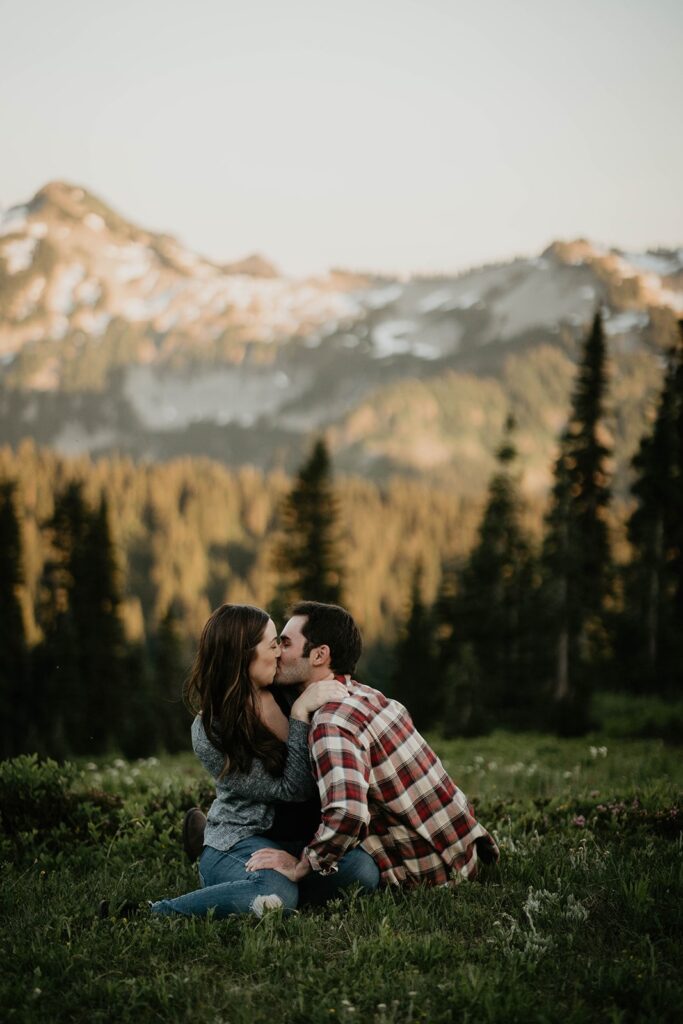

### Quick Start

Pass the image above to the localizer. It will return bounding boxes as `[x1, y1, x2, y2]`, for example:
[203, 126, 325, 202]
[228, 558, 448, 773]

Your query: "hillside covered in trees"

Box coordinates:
[1, 314, 681, 759]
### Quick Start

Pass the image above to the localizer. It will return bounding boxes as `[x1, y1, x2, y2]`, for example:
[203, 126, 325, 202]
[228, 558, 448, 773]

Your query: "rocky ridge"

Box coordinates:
[0, 182, 681, 493]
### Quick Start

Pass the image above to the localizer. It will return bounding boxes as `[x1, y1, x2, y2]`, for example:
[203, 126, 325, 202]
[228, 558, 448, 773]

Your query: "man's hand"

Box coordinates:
[245, 848, 312, 882]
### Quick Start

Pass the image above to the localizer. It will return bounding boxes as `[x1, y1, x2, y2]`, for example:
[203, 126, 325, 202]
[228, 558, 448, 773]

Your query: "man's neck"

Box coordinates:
[300, 667, 339, 689]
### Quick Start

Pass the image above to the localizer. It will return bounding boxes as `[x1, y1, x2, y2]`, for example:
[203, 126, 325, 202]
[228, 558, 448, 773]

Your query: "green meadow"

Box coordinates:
[1, 694, 681, 1024]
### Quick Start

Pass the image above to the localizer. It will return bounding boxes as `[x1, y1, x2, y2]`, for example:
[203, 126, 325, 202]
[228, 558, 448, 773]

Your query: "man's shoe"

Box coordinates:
[182, 806, 207, 864]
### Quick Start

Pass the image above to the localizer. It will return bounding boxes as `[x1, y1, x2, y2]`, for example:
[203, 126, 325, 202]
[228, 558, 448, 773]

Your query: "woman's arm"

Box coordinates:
[219, 718, 315, 801]
[218, 680, 348, 802]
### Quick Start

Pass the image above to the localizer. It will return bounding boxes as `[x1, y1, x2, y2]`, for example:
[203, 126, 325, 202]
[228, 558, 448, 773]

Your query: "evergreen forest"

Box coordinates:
[1, 314, 681, 758]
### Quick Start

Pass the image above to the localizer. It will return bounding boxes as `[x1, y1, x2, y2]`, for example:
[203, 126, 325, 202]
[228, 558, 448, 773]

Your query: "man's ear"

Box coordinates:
[313, 644, 331, 667]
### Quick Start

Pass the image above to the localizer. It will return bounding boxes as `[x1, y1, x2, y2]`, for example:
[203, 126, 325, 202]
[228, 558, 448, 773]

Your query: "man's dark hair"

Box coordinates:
[290, 601, 362, 675]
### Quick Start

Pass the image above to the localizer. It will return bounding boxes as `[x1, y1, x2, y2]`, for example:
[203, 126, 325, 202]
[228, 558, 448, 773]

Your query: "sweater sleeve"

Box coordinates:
[217, 718, 317, 802]
[302, 721, 371, 873]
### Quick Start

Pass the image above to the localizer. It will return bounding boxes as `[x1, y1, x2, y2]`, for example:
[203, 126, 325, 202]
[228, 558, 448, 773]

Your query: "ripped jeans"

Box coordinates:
[151, 835, 380, 918]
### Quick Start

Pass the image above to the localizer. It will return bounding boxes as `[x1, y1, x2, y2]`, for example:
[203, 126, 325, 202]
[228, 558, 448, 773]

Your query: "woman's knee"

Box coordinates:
[251, 868, 299, 911]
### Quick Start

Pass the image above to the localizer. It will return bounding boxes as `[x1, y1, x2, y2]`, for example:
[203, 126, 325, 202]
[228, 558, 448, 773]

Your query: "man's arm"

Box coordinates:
[301, 720, 371, 874]
[245, 720, 371, 881]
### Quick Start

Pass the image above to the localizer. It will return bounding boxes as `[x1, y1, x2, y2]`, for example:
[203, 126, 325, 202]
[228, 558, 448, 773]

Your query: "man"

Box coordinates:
[240, 601, 499, 887]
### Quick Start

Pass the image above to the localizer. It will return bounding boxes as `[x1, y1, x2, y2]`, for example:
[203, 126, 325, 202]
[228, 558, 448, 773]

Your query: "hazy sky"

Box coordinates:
[1, 0, 681, 276]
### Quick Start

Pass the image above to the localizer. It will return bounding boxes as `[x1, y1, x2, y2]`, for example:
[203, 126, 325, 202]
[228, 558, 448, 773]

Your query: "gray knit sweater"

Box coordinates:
[191, 715, 316, 852]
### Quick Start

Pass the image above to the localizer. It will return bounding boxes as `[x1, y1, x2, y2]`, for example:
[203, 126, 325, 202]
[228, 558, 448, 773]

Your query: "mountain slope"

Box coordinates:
[1, 181, 681, 494]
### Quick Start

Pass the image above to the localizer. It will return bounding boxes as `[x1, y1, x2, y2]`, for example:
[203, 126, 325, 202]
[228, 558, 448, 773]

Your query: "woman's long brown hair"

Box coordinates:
[184, 604, 286, 777]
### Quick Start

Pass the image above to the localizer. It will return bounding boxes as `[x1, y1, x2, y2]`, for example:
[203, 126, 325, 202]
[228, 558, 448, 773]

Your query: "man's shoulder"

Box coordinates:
[312, 678, 394, 732]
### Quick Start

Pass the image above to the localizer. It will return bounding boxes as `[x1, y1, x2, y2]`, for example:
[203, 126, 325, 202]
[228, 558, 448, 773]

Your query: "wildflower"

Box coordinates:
[573, 815, 586, 827]
[565, 894, 589, 922]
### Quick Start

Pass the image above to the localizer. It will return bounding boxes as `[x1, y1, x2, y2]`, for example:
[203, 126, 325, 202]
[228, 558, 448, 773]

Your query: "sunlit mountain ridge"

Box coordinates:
[0, 181, 681, 495]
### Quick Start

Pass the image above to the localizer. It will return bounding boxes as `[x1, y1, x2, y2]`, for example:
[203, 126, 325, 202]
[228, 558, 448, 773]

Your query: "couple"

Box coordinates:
[139, 601, 498, 919]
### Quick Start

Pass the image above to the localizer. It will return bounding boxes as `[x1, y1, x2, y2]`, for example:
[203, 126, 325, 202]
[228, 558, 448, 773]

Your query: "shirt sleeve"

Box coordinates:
[302, 721, 371, 874]
[219, 718, 316, 802]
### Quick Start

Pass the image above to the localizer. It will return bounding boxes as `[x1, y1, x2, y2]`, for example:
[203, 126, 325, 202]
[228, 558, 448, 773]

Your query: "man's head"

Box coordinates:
[275, 601, 363, 686]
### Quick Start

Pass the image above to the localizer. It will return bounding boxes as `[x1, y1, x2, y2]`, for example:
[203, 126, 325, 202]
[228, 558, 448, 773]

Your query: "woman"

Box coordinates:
[103, 604, 378, 919]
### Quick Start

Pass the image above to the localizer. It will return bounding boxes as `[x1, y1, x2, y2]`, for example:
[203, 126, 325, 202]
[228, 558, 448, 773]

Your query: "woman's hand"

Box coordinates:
[290, 679, 348, 722]
[245, 848, 311, 881]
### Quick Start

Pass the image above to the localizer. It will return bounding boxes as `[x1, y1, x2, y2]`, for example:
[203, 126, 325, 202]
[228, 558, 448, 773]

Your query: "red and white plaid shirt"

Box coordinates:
[302, 677, 499, 886]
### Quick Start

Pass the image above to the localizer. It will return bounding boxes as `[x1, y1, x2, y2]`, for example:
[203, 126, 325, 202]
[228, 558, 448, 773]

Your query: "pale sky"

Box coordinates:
[1, 0, 681, 277]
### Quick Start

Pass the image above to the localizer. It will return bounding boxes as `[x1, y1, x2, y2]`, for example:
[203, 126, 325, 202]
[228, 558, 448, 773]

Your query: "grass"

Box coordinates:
[1, 709, 681, 1023]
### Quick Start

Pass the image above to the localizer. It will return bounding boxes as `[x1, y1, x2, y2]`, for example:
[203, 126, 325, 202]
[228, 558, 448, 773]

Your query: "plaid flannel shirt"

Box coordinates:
[302, 677, 499, 886]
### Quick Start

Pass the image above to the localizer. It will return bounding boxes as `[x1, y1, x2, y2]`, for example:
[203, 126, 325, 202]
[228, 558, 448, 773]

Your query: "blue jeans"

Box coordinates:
[151, 836, 380, 918]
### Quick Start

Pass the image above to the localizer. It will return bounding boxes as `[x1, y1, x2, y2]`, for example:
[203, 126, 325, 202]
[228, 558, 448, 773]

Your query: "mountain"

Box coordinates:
[1, 181, 681, 495]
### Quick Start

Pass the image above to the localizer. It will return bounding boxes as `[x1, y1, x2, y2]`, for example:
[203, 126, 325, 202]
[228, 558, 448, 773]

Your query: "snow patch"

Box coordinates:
[110, 243, 153, 283]
[78, 310, 111, 336]
[51, 315, 69, 340]
[50, 263, 86, 314]
[84, 212, 105, 232]
[412, 341, 441, 359]
[418, 288, 454, 313]
[122, 292, 173, 321]
[655, 288, 683, 314]
[0, 206, 28, 236]
[76, 278, 102, 306]
[444, 291, 480, 311]
[372, 319, 418, 358]
[365, 283, 403, 310]
[172, 247, 200, 269]
[53, 422, 118, 455]
[624, 250, 683, 277]
[604, 310, 649, 335]
[16, 275, 46, 318]
[3, 236, 37, 273]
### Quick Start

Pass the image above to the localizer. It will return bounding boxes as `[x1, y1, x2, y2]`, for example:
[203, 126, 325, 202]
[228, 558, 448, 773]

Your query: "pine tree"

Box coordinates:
[439, 416, 539, 731]
[620, 323, 683, 692]
[152, 605, 189, 751]
[273, 438, 344, 607]
[0, 482, 28, 757]
[73, 496, 127, 753]
[35, 486, 129, 754]
[390, 568, 440, 731]
[542, 311, 613, 731]
[34, 481, 89, 755]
